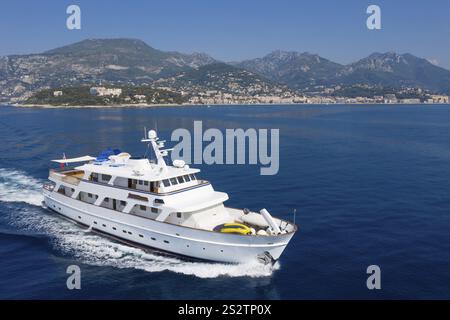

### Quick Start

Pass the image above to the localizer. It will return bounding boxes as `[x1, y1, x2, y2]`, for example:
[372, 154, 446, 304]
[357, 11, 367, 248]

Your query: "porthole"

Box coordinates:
[151, 237, 156, 241]
[112, 227, 117, 230]
[78, 216, 81, 219]
[128, 231, 132, 235]
[122, 230, 127, 233]
[94, 221, 97, 225]
[102, 224, 106, 227]
[164, 240, 169, 244]
[139, 234, 144, 238]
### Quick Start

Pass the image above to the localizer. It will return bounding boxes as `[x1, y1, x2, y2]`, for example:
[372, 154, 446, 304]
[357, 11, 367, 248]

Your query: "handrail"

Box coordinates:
[81, 179, 210, 196]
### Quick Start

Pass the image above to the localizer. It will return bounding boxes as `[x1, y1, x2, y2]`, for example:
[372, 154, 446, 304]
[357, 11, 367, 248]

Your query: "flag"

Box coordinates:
[61, 153, 67, 169]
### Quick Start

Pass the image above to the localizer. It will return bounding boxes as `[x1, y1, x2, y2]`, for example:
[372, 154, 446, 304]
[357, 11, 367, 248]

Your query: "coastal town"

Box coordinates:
[21, 84, 449, 107]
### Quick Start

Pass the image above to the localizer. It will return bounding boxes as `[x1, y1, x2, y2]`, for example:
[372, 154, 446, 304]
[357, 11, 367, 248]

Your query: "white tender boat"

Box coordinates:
[43, 130, 297, 264]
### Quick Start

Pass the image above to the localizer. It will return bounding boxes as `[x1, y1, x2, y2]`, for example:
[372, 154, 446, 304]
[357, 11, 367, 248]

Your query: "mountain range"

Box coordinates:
[1, 38, 449, 101]
[237, 50, 450, 94]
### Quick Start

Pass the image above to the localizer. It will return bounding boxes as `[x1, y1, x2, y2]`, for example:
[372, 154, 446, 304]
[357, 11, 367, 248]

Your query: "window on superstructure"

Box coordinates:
[162, 179, 170, 187]
[88, 193, 93, 198]
[104, 198, 109, 203]
[151, 207, 159, 214]
[154, 199, 164, 204]
[144, 181, 149, 186]
[120, 201, 126, 206]
[170, 178, 178, 185]
[183, 175, 191, 182]
[150, 181, 159, 193]
[140, 205, 146, 211]
[57, 186, 66, 195]
[177, 212, 182, 218]
[101, 174, 112, 182]
[138, 180, 143, 185]
[177, 176, 185, 184]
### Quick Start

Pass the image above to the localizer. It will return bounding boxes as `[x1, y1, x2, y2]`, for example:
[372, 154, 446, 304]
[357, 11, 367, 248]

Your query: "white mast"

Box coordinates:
[141, 130, 172, 173]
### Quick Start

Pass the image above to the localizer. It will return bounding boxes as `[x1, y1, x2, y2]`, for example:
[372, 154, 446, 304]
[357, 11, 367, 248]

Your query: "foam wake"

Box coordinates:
[10, 207, 278, 278]
[1, 168, 277, 278]
[0, 168, 44, 206]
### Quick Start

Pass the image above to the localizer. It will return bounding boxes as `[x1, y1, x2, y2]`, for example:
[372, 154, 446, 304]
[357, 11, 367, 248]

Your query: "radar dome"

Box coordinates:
[148, 130, 157, 139]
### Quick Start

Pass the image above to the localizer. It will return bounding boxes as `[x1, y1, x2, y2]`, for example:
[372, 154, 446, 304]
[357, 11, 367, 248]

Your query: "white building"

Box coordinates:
[90, 87, 122, 97]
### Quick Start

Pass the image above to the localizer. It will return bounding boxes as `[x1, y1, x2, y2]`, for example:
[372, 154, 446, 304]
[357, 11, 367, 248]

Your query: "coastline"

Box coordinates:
[8, 102, 450, 109]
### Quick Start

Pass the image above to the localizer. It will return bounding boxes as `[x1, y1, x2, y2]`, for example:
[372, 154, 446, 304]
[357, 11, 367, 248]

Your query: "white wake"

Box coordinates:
[0, 168, 278, 278]
[0, 168, 44, 206]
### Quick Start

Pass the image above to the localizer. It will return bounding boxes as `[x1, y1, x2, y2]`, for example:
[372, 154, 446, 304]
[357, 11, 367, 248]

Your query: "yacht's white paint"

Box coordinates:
[43, 130, 297, 264]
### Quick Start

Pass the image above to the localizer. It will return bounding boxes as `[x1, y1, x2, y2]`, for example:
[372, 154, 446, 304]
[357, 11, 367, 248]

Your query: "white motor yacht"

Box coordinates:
[43, 130, 297, 264]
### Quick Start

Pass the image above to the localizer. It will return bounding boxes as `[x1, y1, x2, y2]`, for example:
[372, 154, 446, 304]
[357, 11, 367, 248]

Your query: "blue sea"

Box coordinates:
[1, 104, 450, 299]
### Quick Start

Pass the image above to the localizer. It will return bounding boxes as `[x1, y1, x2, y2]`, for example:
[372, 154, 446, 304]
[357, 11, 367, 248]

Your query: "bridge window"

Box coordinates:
[170, 178, 178, 185]
[150, 181, 159, 193]
[162, 179, 170, 187]
[189, 174, 196, 180]
[91, 173, 99, 182]
[183, 175, 191, 182]
[177, 176, 185, 184]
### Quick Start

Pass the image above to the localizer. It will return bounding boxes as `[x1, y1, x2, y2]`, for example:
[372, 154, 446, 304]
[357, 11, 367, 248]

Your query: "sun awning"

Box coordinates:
[51, 156, 96, 164]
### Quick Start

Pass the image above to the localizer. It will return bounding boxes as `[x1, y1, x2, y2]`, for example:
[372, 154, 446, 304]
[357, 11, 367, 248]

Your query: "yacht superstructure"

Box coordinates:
[43, 130, 297, 264]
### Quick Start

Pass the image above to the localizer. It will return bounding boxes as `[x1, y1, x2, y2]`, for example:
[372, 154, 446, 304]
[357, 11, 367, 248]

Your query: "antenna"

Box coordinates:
[144, 126, 147, 139]
[293, 208, 297, 225]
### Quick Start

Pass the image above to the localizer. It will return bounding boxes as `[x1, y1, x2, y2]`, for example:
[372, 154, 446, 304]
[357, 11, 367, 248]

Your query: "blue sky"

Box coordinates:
[0, 0, 449, 68]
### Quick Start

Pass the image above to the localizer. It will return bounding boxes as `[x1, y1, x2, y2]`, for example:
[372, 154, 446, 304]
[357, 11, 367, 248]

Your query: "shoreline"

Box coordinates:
[6, 102, 450, 109]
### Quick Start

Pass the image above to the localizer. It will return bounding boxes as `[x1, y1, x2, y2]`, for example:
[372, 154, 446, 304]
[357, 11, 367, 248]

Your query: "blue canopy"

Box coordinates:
[96, 148, 121, 162]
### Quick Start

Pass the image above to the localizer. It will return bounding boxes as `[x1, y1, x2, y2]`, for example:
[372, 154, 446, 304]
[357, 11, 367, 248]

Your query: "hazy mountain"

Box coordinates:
[237, 50, 450, 94]
[0, 38, 216, 98]
[336, 52, 450, 93]
[45, 38, 216, 70]
[155, 62, 289, 95]
[236, 50, 344, 89]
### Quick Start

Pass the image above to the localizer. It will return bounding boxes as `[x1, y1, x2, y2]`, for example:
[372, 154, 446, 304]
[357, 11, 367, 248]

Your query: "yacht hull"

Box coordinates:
[44, 191, 295, 264]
